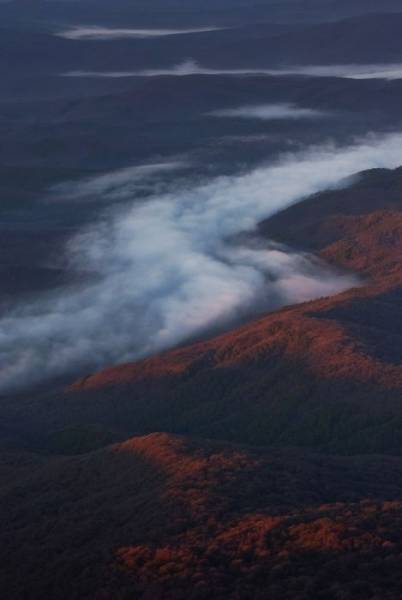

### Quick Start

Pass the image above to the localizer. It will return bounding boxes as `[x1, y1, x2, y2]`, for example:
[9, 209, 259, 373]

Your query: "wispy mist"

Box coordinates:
[57, 26, 223, 40]
[2, 134, 402, 392]
[210, 103, 327, 120]
[63, 60, 285, 78]
[63, 60, 402, 80]
[51, 162, 189, 203]
[256, 64, 402, 80]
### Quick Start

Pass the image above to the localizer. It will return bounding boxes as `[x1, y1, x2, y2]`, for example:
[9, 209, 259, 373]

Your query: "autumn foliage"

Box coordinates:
[4, 168, 402, 598]
[3, 433, 402, 599]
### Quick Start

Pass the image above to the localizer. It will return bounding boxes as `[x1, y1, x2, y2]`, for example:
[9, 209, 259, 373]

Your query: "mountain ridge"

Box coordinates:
[3, 431, 402, 599]
[3, 166, 402, 455]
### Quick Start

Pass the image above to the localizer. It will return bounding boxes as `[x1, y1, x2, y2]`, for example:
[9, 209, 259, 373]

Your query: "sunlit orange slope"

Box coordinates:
[59, 168, 402, 454]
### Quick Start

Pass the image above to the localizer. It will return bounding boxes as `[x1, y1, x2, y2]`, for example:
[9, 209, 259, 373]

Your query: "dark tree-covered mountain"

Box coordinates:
[3, 2, 402, 599]
[3, 433, 402, 599]
[3, 167, 402, 456]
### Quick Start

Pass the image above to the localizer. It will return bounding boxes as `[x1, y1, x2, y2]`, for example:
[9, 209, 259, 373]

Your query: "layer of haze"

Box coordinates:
[64, 61, 402, 80]
[210, 104, 326, 120]
[63, 60, 290, 78]
[2, 134, 402, 392]
[52, 162, 189, 202]
[266, 64, 402, 80]
[58, 26, 223, 40]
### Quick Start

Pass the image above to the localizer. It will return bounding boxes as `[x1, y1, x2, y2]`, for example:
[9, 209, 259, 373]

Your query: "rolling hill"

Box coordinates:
[4, 3, 402, 598]
[3, 433, 402, 599]
[3, 166, 402, 455]
[4, 133, 402, 600]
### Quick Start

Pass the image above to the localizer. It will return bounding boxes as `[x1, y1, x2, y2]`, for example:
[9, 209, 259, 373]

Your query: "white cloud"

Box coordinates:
[57, 26, 223, 40]
[209, 103, 326, 120]
[62, 60, 285, 78]
[258, 64, 402, 80]
[63, 61, 402, 81]
[2, 133, 402, 392]
[51, 161, 189, 202]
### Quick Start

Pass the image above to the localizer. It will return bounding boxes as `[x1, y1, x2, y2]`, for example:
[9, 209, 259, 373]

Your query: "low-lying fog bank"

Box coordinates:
[2, 134, 402, 392]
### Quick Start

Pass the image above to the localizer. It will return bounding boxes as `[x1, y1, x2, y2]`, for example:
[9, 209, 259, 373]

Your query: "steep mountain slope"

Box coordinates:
[62, 167, 402, 453]
[5, 4, 402, 599]
[3, 166, 402, 454]
[3, 432, 402, 599]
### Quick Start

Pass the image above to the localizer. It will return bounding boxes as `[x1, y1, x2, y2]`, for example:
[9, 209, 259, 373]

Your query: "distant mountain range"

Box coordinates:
[5, 0, 402, 25]
[3, 3, 402, 598]
[4, 12, 402, 73]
